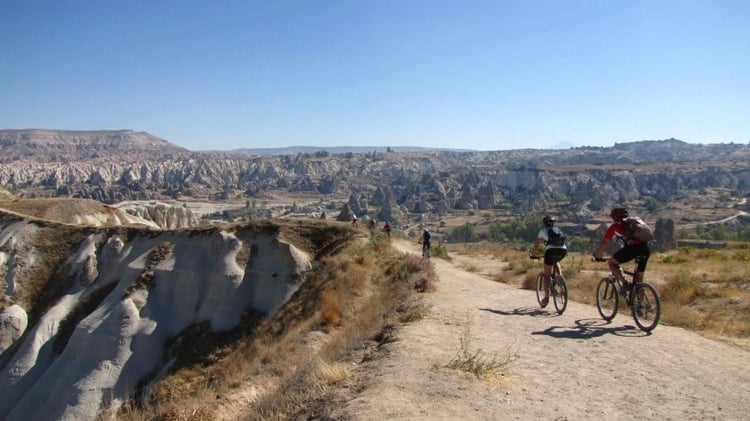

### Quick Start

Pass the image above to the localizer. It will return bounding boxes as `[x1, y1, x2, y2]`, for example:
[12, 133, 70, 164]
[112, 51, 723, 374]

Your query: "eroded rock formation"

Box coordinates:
[0, 211, 354, 420]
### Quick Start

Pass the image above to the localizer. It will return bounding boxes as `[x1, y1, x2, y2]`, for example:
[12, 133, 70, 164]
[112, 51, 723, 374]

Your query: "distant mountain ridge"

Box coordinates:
[0, 129, 189, 163]
[217, 145, 475, 156]
[0, 129, 748, 230]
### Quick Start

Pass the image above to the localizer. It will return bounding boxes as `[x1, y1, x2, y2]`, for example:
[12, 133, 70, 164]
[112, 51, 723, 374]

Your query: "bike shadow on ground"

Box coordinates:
[479, 307, 551, 318]
[478, 307, 650, 338]
[530, 318, 650, 339]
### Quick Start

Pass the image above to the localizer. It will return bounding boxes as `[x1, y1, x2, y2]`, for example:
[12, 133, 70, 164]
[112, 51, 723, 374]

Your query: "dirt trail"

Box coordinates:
[329, 240, 750, 420]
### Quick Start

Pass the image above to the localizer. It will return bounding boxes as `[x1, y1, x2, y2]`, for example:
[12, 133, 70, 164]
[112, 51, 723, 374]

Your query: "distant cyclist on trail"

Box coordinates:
[530, 215, 567, 307]
[383, 221, 392, 239]
[419, 229, 431, 258]
[595, 206, 651, 296]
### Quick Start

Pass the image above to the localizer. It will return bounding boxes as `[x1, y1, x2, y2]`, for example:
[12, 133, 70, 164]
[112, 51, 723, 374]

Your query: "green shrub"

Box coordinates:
[451, 223, 478, 242]
[432, 243, 450, 260]
[661, 254, 689, 264]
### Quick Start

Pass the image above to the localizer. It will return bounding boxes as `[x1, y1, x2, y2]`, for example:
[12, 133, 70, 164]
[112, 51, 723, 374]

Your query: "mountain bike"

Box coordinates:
[593, 256, 661, 332]
[422, 241, 430, 259]
[529, 255, 568, 314]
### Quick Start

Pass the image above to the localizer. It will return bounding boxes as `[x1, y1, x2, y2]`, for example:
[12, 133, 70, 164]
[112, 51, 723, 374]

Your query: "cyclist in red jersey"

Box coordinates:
[595, 206, 651, 295]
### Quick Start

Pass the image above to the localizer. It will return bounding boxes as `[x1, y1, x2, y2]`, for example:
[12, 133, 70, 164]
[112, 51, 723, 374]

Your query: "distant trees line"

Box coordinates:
[449, 216, 750, 250]
[679, 225, 750, 242]
[448, 216, 590, 253]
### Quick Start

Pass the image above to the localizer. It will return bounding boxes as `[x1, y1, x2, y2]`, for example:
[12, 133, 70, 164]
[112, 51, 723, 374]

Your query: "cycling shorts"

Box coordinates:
[613, 243, 650, 272]
[544, 248, 567, 266]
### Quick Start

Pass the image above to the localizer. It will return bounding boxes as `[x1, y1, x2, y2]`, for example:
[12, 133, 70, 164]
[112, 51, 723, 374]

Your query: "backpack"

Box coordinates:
[623, 217, 653, 243]
[546, 227, 566, 247]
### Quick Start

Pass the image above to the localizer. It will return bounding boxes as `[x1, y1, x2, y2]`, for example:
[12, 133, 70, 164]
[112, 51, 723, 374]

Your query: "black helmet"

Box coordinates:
[542, 215, 556, 227]
[610, 207, 629, 220]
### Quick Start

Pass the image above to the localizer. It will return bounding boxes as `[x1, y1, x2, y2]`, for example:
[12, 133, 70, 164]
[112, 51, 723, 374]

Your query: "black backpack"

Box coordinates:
[623, 216, 653, 243]
[546, 227, 566, 247]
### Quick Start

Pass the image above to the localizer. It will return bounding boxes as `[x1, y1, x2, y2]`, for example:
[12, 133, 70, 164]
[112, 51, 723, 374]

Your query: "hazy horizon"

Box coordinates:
[2, 128, 743, 153]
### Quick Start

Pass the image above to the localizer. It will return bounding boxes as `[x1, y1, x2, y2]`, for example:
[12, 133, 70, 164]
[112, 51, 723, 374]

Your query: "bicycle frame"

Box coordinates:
[530, 255, 564, 276]
[595, 256, 661, 331]
[422, 242, 430, 258]
[611, 257, 644, 304]
[531, 255, 568, 314]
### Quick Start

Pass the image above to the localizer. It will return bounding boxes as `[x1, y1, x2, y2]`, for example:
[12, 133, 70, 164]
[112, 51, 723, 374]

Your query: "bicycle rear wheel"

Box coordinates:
[552, 275, 568, 315]
[632, 283, 661, 332]
[596, 277, 619, 321]
[535, 272, 546, 307]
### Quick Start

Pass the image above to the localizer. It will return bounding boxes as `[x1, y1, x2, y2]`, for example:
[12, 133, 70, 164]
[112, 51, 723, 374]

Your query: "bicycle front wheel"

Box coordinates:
[632, 283, 661, 332]
[552, 275, 568, 315]
[596, 277, 619, 321]
[535, 272, 545, 307]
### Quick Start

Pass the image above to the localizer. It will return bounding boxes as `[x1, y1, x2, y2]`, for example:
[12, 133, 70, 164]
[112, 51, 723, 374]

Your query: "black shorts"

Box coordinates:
[544, 248, 567, 266]
[613, 243, 650, 272]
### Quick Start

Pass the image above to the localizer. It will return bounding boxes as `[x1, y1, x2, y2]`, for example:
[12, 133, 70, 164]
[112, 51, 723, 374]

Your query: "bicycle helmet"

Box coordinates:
[542, 215, 556, 227]
[609, 207, 629, 220]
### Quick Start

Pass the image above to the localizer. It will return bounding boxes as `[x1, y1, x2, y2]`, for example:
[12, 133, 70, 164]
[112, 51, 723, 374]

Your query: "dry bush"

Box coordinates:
[461, 264, 480, 273]
[348, 241, 378, 268]
[369, 232, 393, 253]
[563, 273, 603, 307]
[233, 235, 432, 420]
[661, 302, 709, 330]
[507, 254, 537, 275]
[446, 314, 518, 379]
[561, 254, 584, 279]
[661, 269, 706, 305]
[520, 272, 537, 290]
[249, 357, 351, 421]
[319, 289, 342, 326]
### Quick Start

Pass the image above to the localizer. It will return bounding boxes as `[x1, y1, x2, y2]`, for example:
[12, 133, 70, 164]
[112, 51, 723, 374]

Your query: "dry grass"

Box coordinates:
[0, 198, 116, 224]
[0, 187, 14, 200]
[473, 242, 750, 345]
[446, 313, 518, 379]
[117, 228, 436, 420]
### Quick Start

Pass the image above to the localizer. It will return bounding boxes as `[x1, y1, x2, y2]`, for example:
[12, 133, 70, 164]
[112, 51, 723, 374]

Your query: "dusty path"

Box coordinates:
[329, 240, 750, 420]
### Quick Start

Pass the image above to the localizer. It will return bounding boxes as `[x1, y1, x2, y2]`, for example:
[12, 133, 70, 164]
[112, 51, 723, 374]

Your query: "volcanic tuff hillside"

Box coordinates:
[0, 130, 748, 228]
[0, 198, 201, 230]
[0, 210, 357, 419]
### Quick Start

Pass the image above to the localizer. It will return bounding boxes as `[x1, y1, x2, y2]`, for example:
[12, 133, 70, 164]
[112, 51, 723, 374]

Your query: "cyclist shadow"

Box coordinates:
[531, 318, 651, 339]
[479, 307, 554, 318]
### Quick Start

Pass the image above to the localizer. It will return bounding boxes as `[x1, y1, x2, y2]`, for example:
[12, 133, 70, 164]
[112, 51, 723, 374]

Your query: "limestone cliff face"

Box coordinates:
[0, 214, 351, 420]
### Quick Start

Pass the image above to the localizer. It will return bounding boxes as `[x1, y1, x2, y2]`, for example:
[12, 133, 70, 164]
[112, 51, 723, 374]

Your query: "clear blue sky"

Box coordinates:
[1, 1, 748, 151]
